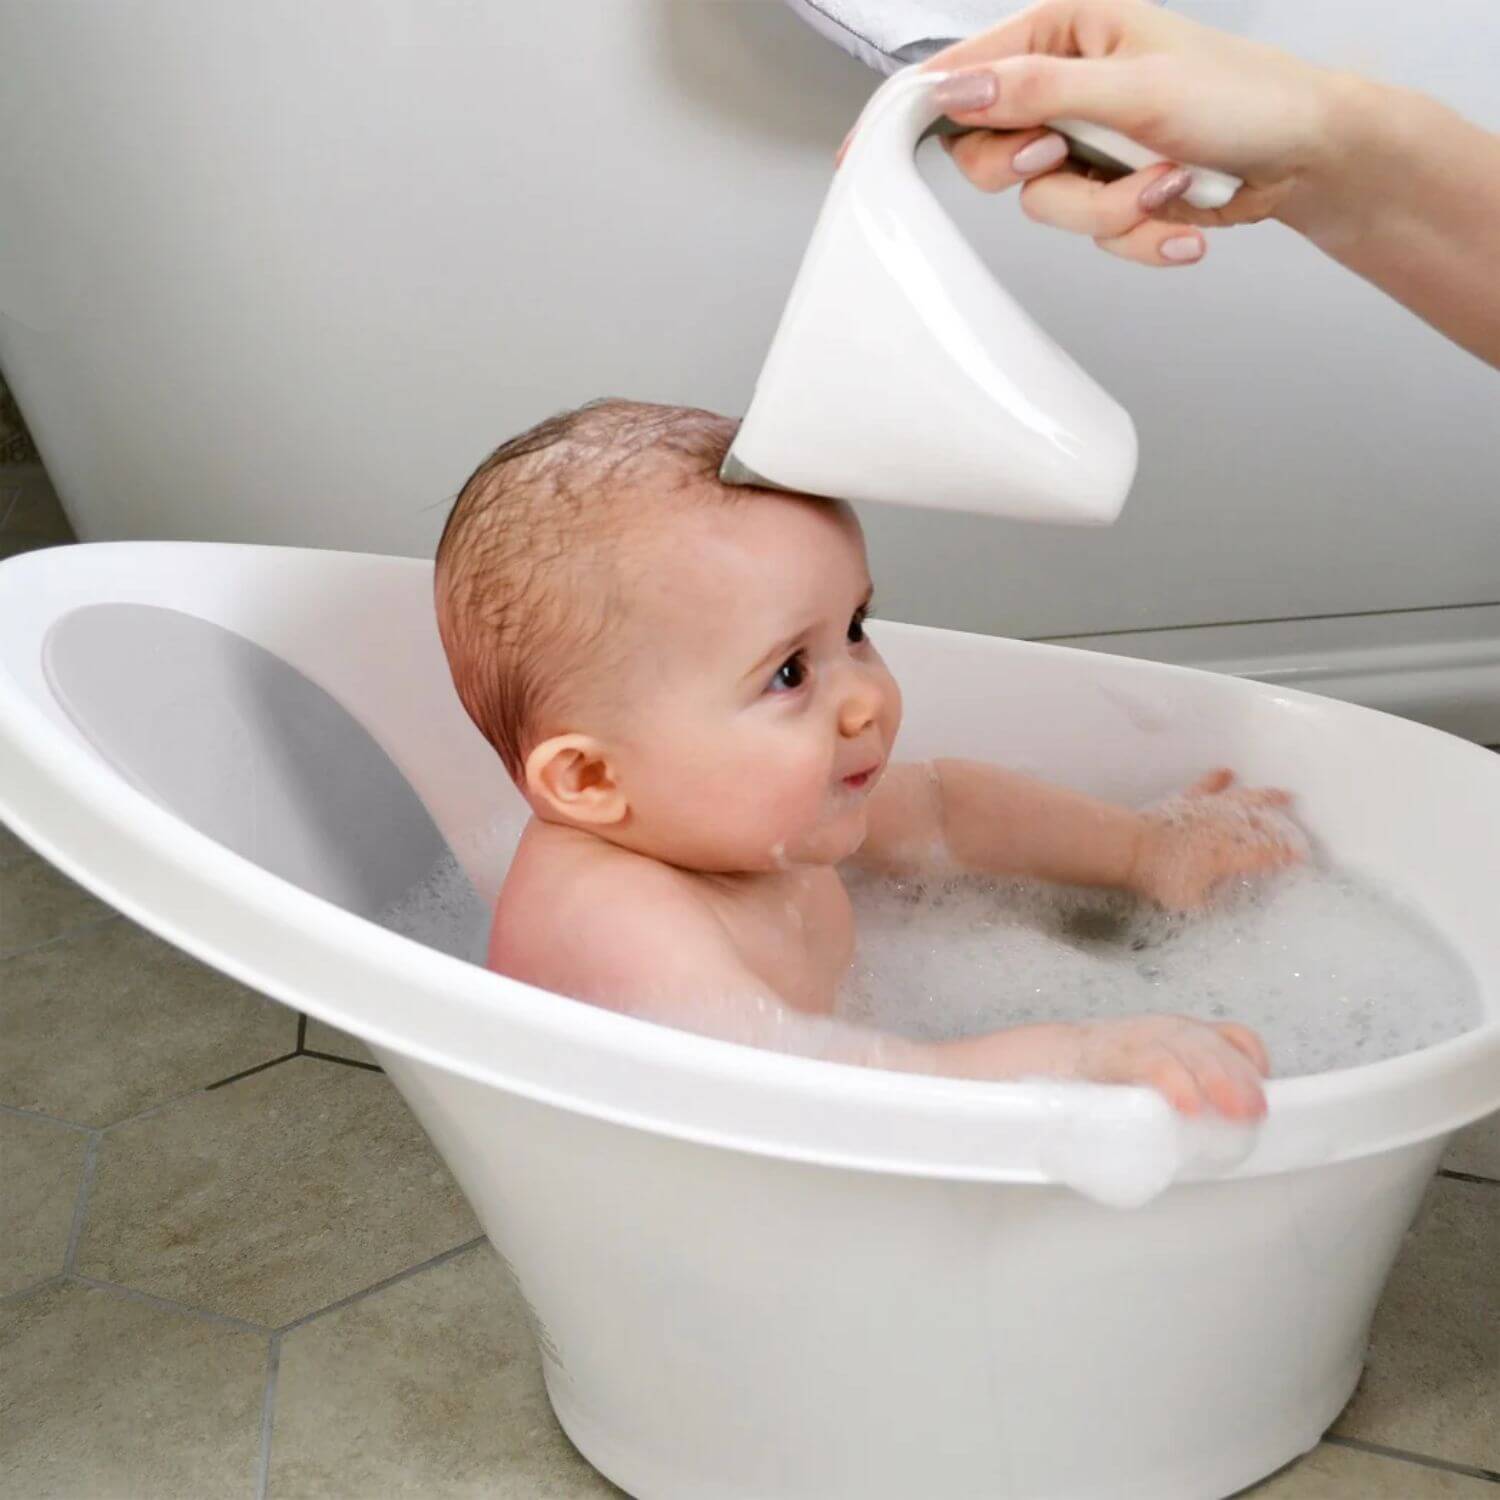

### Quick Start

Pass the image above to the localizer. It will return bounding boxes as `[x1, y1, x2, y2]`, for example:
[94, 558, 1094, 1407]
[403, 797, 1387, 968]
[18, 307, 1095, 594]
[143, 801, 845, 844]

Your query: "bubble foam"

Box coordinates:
[837, 865, 1481, 1078]
[371, 851, 491, 966]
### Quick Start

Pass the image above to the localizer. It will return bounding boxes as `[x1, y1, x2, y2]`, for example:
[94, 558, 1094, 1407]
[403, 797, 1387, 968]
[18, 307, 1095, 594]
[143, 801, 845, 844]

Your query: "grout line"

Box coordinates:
[96, 1052, 299, 1135]
[1032, 596, 1500, 644]
[69, 1273, 272, 1336]
[300, 1047, 383, 1074]
[0, 1101, 95, 1133]
[0, 912, 123, 966]
[0, 1274, 64, 1309]
[295, 1013, 307, 1053]
[276, 1234, 487, 1336]
[0, 485, 19, 531]
[204, 1052, 301, 1092]
[61, 1133, 101, 1274]
[255, 1332, 282, 1500]
[1438, 1167, 1499, 1187]
[1326, 1434, 1500, 1484]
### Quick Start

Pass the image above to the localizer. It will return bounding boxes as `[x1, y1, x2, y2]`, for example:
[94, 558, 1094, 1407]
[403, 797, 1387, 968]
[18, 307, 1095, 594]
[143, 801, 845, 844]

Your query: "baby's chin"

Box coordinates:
[774, 806, 870, 870]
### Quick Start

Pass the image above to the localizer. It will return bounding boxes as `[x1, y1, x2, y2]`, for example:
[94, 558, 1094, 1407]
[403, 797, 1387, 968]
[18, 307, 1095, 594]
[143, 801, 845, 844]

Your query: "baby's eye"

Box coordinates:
[848, 609, 867, 644]
[770, 653, 807, 693]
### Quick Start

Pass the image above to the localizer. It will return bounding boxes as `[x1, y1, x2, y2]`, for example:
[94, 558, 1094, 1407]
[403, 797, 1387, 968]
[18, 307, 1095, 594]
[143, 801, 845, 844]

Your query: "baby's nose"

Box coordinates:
[838, 673, 883, 737]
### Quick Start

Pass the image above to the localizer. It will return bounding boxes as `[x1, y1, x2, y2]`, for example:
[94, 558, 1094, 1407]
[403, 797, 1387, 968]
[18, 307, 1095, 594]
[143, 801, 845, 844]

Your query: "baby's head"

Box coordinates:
[436, 399, 902, 872]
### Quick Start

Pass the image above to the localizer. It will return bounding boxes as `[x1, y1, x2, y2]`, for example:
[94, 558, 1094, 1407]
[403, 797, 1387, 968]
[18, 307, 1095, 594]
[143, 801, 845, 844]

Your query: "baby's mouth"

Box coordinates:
[841, 761, 882, 792]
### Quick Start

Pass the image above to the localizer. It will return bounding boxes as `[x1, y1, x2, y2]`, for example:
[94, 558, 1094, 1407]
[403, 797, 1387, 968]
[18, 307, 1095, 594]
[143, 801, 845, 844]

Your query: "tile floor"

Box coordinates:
[2, 459, 1497, 1498]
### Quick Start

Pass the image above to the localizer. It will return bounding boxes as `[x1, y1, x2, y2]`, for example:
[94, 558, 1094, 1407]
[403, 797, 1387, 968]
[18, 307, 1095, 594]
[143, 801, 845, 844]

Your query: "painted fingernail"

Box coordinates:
[1011, 133, 1068, 175]
[932, 69, 998, 113]
[1160, 235, 1205, 263]
[1139, 167, 1193, 212]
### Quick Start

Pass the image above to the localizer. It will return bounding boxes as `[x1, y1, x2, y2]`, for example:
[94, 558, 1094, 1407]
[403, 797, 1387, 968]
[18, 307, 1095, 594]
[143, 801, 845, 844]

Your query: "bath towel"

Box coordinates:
[782, 0, 1028, 72]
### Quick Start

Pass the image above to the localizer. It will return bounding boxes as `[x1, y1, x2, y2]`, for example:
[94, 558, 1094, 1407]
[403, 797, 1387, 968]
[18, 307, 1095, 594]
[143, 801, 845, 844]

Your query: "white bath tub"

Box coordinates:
[0, 542, 1496, 1500]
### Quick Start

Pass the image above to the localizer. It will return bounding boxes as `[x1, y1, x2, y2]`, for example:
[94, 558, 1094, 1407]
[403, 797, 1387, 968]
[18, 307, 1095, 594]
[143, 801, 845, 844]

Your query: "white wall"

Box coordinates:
[0, 0, 1496, 645]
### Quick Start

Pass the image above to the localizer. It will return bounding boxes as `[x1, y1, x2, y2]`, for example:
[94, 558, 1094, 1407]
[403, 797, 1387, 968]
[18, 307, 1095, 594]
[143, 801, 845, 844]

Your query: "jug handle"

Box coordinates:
[880, 69, 1242, 212]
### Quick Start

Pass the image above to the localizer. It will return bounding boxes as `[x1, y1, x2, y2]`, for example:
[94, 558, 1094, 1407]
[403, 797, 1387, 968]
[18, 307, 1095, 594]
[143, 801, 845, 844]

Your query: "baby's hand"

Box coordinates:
[1064, 1013, 1270, 1119]
[1130, 768, 1307, 911]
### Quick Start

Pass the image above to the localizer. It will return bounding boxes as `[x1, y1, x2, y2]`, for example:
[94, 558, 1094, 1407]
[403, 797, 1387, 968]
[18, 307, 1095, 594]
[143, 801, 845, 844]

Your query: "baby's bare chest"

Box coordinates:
[724, 869, 855, 1015]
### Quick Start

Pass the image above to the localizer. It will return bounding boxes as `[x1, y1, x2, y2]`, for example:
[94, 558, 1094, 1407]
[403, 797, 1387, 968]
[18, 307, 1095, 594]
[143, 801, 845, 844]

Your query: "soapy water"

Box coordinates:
[838, 865, 1481, 1078]
[372, 845, 1479, 1082]
[370, 851, 493, 966]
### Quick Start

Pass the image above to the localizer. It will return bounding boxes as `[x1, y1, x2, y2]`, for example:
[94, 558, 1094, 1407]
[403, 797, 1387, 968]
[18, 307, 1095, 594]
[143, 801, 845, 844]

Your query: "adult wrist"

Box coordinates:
[1276, 70, 1401, 248]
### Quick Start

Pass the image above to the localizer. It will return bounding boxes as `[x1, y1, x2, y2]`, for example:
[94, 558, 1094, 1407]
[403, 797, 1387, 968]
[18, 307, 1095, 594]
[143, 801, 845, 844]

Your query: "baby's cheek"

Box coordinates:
[702, 733, 818, 825]
[879, 663, 903, 747]
[760, 741, 838, 837]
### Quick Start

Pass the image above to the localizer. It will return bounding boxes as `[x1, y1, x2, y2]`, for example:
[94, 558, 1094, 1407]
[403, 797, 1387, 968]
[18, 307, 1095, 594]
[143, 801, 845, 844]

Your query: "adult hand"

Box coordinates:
[923, 0, 1357, 267]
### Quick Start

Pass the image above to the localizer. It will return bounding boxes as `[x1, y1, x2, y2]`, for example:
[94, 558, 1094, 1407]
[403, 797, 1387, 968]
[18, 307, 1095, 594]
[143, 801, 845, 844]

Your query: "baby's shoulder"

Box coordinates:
[506, 826, 707, 924]
[491, 827, 728, 1002]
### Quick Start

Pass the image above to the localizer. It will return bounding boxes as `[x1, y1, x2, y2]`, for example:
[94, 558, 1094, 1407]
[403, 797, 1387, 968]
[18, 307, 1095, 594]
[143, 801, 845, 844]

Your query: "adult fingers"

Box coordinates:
[943, 128, 1070, 193]
[1018, 160, 1194, 241]
[933, 53, 1169, 141]
[1095, 216, 1207, 268]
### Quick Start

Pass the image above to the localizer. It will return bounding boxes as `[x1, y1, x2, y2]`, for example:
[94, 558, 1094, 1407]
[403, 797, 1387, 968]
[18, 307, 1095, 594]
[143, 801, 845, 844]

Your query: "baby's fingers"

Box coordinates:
[1141, 1049, 1206, 1116]
[1215, 1021, 1271, 1077]
[1182, 1041, 1265, 1120]
[1187, 768, 1235, 798]
[1243, 787, 1293, 808]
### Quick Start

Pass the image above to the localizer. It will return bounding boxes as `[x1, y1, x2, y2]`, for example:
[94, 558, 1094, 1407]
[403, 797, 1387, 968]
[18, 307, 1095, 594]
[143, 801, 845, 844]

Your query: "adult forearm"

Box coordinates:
[1283, 76, 1500, 371]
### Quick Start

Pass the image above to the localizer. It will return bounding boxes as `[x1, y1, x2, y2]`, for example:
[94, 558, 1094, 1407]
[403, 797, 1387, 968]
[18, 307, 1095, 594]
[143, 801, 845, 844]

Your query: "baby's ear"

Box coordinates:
[524, 734, 627, 827]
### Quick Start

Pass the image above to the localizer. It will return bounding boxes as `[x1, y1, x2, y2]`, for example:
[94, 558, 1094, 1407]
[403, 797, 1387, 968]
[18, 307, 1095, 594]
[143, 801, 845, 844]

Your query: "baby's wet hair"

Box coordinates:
[435, 398, 740, 779]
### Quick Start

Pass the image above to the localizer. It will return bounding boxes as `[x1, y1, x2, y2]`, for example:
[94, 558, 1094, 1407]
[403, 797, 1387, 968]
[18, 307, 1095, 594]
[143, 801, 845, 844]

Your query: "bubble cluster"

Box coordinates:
[837, 865, 1480, 1077]
[371, 851, 491, 966]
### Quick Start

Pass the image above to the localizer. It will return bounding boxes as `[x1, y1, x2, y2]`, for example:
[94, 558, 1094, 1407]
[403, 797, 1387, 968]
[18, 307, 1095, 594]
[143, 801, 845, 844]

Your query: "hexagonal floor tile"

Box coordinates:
[0, 1280, 266, 1500]
[77, 1056, 479, 1326]
[1, 918, 296, 1126]
[1332, 1177, 1499, 1472]
[0, 853, 114, 956]
[270, 1242, 622, 1498]
[1252, 1442, 1496, 1497]
[0, 1111, 89, 1295]
[1443, 1110, 1500, 1179]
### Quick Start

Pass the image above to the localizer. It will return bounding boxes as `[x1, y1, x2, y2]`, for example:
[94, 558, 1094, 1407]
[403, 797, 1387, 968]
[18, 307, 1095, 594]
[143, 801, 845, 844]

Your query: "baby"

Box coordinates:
[436, 400, 1304, 1118]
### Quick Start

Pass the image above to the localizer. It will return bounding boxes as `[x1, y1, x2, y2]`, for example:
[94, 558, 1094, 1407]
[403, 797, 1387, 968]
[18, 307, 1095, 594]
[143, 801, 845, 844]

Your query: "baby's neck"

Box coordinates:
[532, 815, 834, 888]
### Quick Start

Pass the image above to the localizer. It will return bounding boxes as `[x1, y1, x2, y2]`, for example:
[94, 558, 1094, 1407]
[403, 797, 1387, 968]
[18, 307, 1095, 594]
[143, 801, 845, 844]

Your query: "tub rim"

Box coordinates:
[1, 541, 1497, 1189]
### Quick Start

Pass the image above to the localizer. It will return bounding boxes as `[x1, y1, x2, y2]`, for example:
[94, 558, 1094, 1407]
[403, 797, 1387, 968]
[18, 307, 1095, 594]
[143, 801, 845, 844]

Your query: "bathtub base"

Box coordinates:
[546, 1363, 1357, 1500]
[387, 1058, 1438, 1500]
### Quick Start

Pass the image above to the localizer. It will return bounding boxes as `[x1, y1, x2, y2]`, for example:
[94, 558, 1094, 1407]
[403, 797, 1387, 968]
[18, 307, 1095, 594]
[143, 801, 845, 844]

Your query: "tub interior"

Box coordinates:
[34, 588, 1500, 1041]
[45, 602, 473, 925]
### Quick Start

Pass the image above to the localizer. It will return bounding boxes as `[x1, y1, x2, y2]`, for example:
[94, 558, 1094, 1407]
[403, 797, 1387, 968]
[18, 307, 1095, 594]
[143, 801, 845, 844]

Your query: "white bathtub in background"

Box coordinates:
[0, 542, 1496, 1500]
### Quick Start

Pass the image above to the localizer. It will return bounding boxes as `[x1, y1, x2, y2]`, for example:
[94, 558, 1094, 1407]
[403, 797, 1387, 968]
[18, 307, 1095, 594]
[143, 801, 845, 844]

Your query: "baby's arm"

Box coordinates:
[861, 761, 1303, 908]
[505, 867, 1266, 1117]
[640, 927, 1267, 1117]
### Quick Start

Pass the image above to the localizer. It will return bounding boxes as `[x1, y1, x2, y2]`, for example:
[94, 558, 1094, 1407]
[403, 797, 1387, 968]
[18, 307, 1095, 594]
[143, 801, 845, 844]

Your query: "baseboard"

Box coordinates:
[1045, 604, 1500, 745]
